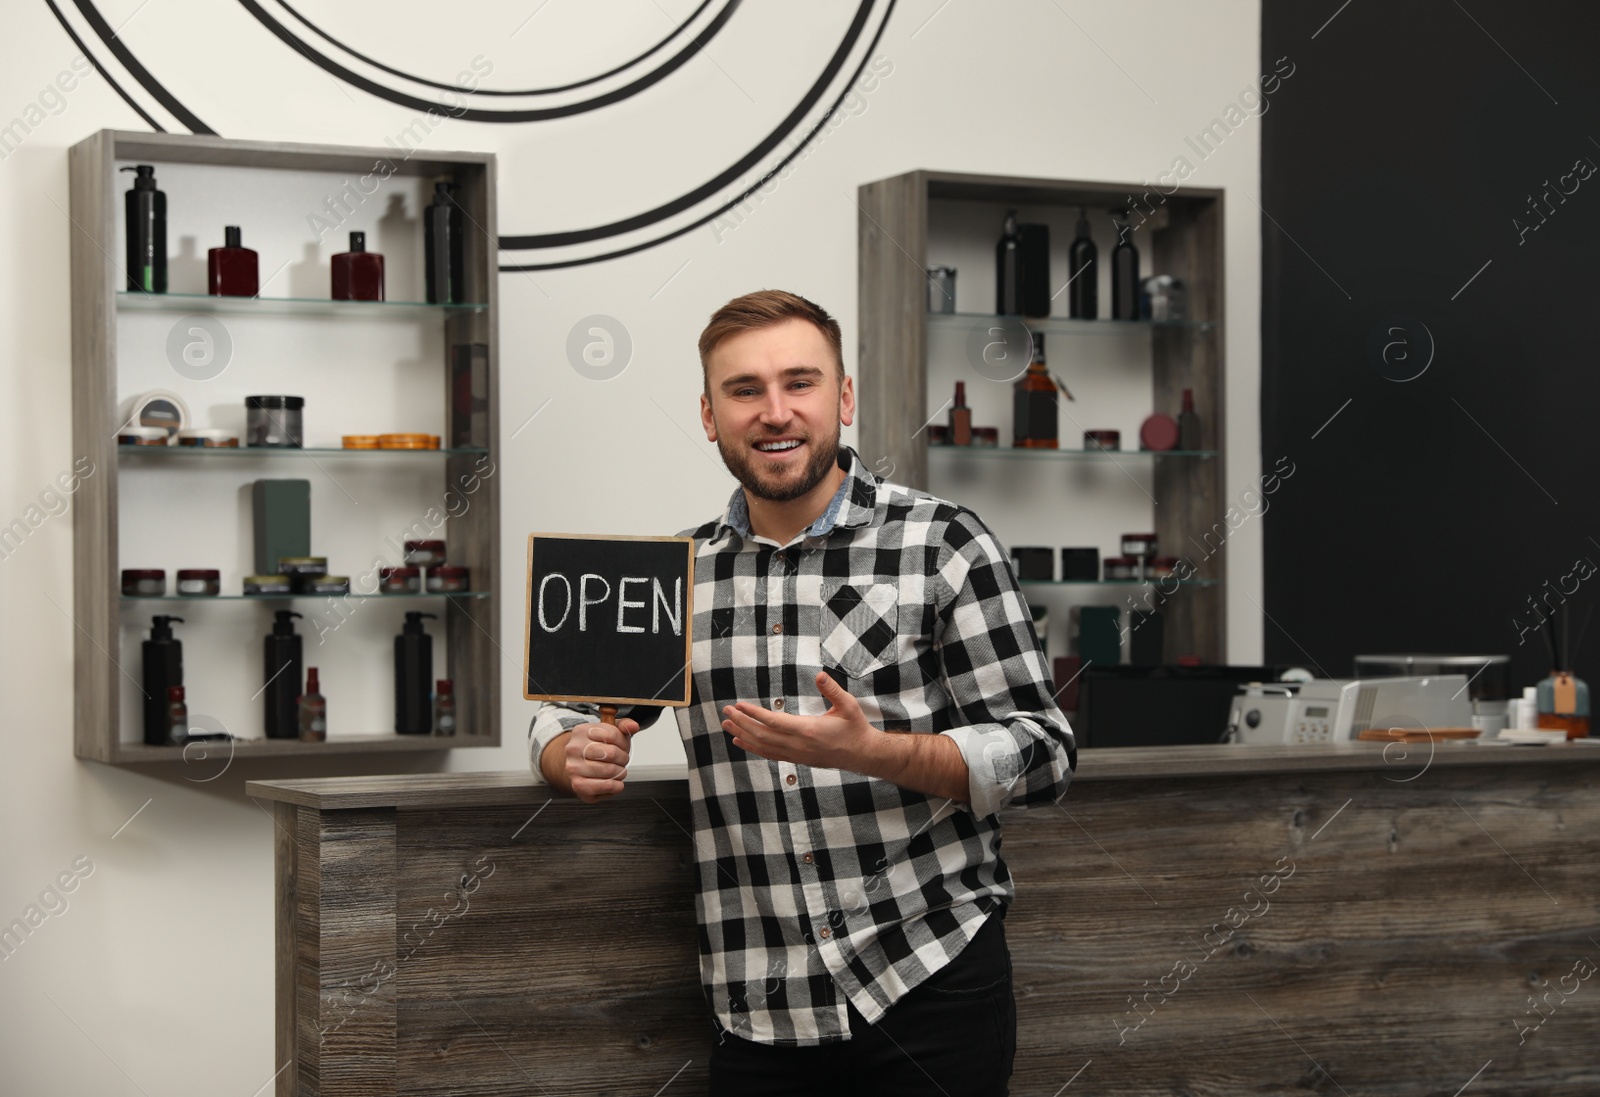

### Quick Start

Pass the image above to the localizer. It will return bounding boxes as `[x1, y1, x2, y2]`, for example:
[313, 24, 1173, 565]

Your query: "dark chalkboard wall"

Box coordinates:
[1260, 1, 1600, 695]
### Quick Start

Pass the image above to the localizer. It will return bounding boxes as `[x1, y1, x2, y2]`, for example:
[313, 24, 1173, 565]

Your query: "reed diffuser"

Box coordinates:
[1537, 603, 1591, 739]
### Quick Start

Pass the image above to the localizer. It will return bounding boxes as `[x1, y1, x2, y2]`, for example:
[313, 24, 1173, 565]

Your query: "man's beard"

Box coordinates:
[716, 425, 841, 503]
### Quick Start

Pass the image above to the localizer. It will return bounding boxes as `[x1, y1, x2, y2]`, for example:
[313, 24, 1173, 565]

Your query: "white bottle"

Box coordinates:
[1518, 686, 1539, 730]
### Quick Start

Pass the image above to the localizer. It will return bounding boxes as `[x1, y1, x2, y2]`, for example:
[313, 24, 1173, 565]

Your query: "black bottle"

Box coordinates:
[142, 616, 184, 746]
[122, 164, 167, 294]
[264, 610, 303, 740]
[1068, 206, 1097, 319]
[995, 209, 1023, 315]
[424, 182, 465, 304]
[1110, 210, 1140, 321]
[395, 612, 437, 734]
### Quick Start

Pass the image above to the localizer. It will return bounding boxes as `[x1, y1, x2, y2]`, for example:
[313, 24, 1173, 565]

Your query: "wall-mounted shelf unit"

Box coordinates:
[69, 129, 500, 764]
[857, 170, 1225, 663]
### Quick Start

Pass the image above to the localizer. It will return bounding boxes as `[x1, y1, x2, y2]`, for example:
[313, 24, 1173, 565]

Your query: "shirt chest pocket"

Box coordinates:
[819, 580, 899, 678]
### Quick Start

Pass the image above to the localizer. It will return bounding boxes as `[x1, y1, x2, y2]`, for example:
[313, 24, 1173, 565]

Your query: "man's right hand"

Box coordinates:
[541, 719, 640, 803]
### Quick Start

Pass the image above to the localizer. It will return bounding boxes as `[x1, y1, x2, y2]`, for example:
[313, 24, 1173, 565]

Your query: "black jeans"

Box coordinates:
[707, 910, 1016, 1097]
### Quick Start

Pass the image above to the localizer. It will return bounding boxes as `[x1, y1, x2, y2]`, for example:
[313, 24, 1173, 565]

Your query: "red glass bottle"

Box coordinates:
[208, 226, 259, 297]
[332, 231, 385, 302]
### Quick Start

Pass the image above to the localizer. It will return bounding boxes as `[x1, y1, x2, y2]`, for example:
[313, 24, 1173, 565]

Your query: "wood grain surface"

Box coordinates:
[273, 763, 1600, 1095]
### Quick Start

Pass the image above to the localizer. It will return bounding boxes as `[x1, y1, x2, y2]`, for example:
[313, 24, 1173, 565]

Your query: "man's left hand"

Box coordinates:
[722, 672, 880, 773]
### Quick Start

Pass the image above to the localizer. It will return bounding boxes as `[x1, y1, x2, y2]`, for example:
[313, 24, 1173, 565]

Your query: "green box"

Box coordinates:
[252, 479, 310, 574]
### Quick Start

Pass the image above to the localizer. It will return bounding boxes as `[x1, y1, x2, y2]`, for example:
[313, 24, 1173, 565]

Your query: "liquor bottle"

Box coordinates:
[1068, 206, 1097, 319]
[1178, 388, 1202, 451]
[948, 381, 973, 445]
[1012, 331, 1058, 449]
[1110, 210, 1140, 321]
[995, 210, 1023, 315]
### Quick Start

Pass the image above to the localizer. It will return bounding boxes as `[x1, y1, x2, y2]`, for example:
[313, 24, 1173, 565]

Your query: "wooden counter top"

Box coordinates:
[247, 739, 1600, 810]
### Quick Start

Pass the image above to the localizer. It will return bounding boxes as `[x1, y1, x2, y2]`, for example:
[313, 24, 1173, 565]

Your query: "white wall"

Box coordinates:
[0, 2, 1262, 1091]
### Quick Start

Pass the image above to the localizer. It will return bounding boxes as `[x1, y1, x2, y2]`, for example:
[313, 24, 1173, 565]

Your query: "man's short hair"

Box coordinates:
[698, 290, 845, 393]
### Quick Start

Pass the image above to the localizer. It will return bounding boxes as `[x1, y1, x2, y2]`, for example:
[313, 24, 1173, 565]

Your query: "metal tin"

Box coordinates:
[425, 565, 470, 593]
[243, 574, 293, 595]
[302, 575, 351, 595]
[341, 434, 381, 449]
[404, 540, 447, 568]
[277, 556, 328, 577]
[176, 429, 238, 447]
[1104, 556, 1139, 581]
[118, 427, 169, 446]
[121, 568, 166, 596]
[176, 568, 221, 596]
[1083, 429, 1121, 452]
[1121, 533, 1158, 558]
[379, 566, 422, 594]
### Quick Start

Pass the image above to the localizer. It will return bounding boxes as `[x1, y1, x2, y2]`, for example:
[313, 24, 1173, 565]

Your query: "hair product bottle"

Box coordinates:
[424, 183, 465, 304]
[434, 679, 457, 736]
[948, 381, 973, 446]
[121, 165, 166, 294]
[995, 210, 1023, 316]
[331, 231, 385, 301]
[1110, 210, 1140, 321]
[395, 612, 437, 734]
[264, 610, 303, 739]
[298, 667, 327, 742]
[209, 226, 260, 297]
[142, 615, 184, 745]
[1068, 206, 1097, 319]
[1178, 388, 1202, 451]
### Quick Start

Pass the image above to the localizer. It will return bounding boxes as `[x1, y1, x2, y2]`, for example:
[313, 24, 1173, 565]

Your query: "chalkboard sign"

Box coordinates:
[523, 534, 695, 708]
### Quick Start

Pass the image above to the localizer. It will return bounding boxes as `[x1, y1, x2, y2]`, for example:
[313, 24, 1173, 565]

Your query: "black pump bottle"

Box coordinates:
[395, 612, 437, 734]
[424, 182, 464, 304]
[1068, 206, 1098, 319]
[995, 209, 1023, 315]
[142, 615, 184, 745]
[122, 164, 167, 294]
[1110, 209, 1140, 321]
[264, 611, 304, 740]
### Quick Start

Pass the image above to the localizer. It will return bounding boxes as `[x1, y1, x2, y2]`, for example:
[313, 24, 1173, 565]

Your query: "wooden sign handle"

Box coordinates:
[599, 705, 618, 727]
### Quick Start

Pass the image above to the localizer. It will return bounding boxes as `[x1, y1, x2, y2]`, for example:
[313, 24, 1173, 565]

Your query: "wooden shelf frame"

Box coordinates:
[68, 130, 502, 764]
[856, 169, 1226, 662]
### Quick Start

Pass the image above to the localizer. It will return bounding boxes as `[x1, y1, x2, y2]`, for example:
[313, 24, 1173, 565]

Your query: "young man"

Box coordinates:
[529, 290, 1074, 1096]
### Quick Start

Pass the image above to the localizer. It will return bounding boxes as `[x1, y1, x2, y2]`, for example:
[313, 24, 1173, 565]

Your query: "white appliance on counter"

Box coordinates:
[1225, 676, 1473, 744]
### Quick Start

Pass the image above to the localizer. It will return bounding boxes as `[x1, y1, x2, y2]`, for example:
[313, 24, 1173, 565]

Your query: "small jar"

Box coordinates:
[302, 575, 351, 595]
[176, 569, 221, 596]
[341, 434, 380, 449]
[176, 429, 238, 448]
[1121, 533, 1159, 559]
[927, 424, 949, 446]
[277, 555, 328, 578]
[118, 427, 169, 447]
[404, 540, 447, 568]
[245, 396, 305, 448]
[1084, 429, 1121, 452]
[1105, 556, 1139, 581]
[1149, 556, 1182, 580]
[378, 433, 438, 450]
[122, 568, 166, 596]
[972, 427, 1000, 448]
[927, 266, 957, 314]
[379, 566, 422, 594]
[426, 565, 470, 593]
[243, 574, 293, 595]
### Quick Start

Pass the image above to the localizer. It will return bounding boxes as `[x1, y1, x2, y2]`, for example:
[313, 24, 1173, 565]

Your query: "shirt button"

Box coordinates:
[785, 774, 796, 785]
[773, 623, 783, 634]
[802, 852, 814, 864]
[819, 927, 831, 939]
[773, 697, 785, 710]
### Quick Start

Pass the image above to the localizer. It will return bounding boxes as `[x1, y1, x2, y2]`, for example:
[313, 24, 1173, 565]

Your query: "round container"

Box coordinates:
[379, 566, 422, 594]
[1084, 429, 1121, 452]
[927, 266, 957, 314]
[927, 424, 949, 446]
[1148, 555, 1182, 580]
[121, 568, 166, 596]
[245, 396, 305, 448]
[303, 575, 351, 595]
[176, 568, 221, 596]
[426, 565, 470, 593]
[972, 427, 1000, 448]
[378, 433, 439, 450]
[1104, 556, 1139, 581]
[277, 555, 328, 577]
[118, 427, 169, 447]
[243, 574, 293, 595]
[404, 540, 447, 568]
[176, 429, 238, 448]
[1121, 533, 1159, 559]
[341, 435, 380, 449]
[1139, 413, 1180, 452]
[120, 390, 190, 442]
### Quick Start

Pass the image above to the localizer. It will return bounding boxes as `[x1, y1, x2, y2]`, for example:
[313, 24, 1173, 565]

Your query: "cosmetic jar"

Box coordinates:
[122, 569, 166, 596]
[277, 555, 328, 577]
[972, 427, 1000, 448]
[378, 433, 439, 450]
[1104, 556, 1139, 581]
[341, 435, 380, 449]
[303, 575, 351, 595]
[243, 574, 293, 595]
[176, 569, 221, 596]
[1009, 548, 1054, 582]
[177, 429, 238, 448]
[404, 540, 447, 568]
[1149, 556, 1181, 580]
[380, 566, 422, 594]
[927, 425, 949, 445]
[246, 396, 305, 448]
[1121, 533, 1158, 559]
[927, 266, 957, 314]
[118, 427, 169, 447]
[121, 390, 189, 442]
[425, 566, 470, 594]
[1084, 429, 1121, 452]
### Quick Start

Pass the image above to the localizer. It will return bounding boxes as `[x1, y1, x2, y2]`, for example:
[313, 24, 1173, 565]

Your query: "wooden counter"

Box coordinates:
[250, 743, 1600, 1096]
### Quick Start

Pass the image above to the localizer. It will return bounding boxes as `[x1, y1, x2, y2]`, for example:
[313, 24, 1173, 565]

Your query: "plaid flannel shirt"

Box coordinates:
[528, 446, 1075, 1045]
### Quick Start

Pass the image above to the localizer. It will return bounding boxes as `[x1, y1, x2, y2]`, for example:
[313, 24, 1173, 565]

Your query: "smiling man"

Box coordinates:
[528, 289, 1075, 1097]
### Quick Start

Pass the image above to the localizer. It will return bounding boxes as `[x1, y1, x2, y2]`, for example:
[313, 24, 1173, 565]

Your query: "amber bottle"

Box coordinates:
[1013, 332, 1058, 448]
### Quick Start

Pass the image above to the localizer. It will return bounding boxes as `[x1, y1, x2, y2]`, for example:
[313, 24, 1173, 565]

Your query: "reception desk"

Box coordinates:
[249, 742, 1600, 1096]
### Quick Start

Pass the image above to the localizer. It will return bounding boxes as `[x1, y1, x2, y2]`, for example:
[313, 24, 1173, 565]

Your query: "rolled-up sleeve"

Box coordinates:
[933, 509, 1076, 817]
[527, 701, 669, 784]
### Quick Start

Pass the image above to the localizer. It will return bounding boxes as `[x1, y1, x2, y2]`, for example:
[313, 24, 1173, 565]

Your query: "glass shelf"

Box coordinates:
[1019, 579, 1220, 588]
[115, 291, 487, 317]
[929, 445, 1217, 460]
[119, 445, 488, 459]
[928, 312, 1216, 336]
[122, 591, 491, 602]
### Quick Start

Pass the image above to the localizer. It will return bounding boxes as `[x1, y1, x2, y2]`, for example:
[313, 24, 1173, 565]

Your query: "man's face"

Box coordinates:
[700, 318, 855, 503]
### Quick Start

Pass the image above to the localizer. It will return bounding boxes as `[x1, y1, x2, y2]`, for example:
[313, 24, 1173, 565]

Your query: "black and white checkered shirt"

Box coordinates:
[528, 446, 1075, 1046]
